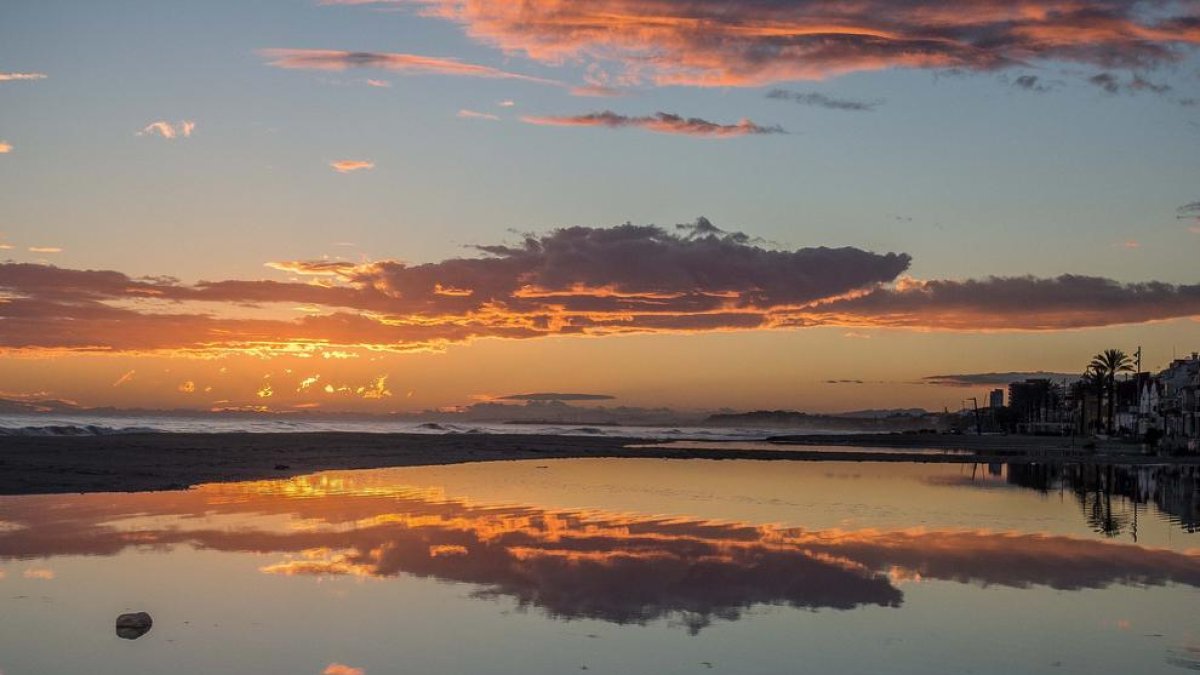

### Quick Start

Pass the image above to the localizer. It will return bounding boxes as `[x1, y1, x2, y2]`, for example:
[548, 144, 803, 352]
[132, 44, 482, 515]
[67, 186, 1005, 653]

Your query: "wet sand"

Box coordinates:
[1, 431, 1196, 495]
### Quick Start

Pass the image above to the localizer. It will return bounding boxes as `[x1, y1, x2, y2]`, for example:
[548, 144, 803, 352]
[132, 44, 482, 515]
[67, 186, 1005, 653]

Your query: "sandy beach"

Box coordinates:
[2, 431, 1197, 495]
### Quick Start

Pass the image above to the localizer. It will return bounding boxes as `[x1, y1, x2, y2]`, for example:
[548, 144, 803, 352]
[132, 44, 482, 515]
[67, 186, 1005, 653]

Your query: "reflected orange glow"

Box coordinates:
[1, 469, 1197, 631]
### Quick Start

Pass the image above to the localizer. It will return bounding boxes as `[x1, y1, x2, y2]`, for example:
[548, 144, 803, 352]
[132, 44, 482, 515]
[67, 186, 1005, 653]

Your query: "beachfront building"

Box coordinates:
[1159, 354, 1200, 453]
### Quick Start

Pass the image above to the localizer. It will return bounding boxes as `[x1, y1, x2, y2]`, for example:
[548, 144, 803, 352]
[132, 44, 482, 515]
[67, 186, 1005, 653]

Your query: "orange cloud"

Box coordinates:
[178, 381, 196, 393]
[3, 222, 1200, 357]
[330, 160, 374, 173]
[366, 0, 1200, 88]
[138, 120, 195, 139]
[322, 665, 365, 675]
[28, 247, 62, 253]
[522, 111, 785, 137]
[0, 141, 11, 154]
[259, 48, 559, 85]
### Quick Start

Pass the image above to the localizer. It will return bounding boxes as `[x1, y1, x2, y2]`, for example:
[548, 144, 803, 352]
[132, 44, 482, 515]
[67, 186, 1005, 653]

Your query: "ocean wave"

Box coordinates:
[0, 423, 161, 437]
[0, 414, 852, 441]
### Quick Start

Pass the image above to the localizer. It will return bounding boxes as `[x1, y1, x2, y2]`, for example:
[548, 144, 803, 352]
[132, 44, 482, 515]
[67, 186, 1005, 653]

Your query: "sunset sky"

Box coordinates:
[2, 0, 1199, 414]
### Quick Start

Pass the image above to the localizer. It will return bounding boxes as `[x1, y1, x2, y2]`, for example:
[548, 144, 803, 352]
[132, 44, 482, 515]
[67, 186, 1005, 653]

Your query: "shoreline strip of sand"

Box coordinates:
[1, 432, 1196, 495]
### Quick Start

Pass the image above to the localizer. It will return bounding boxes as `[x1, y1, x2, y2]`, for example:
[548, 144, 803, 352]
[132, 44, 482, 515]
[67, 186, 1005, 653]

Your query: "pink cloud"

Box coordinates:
[138, 120, 195, 139]
[329, 0, 1200, 88]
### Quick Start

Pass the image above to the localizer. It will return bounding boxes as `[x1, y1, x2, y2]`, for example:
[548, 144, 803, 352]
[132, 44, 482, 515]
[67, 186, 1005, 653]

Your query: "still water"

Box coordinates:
[1, 459, 1197, 674]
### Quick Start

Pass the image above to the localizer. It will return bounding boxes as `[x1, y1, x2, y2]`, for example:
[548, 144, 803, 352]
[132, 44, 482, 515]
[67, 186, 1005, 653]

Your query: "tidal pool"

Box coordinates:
[1, 459, 1197, 674]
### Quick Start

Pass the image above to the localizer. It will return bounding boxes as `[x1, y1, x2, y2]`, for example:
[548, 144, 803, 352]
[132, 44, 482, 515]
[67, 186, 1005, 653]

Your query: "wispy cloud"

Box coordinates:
[259, 48, 558, 85]
[522, 111, 786, 137]
[0, 141, 11, 153]
[1005, 74, 1060, 93]
[341, 1, 1200, 88]
[457, 109, 499, 121]
[497, 99, 515, 107]
[1088, 72, 1172, 95]
[28, 247, 62, 253]
[1114, 240, 1141, 249]
[766, 89, 882, 111]
[330, 160, 374, 173]
[365, 78, 391, 88]
[0, 72, 47, 82]
[322, 665, 365, 675]
[112, 370, 136, 387]
[138, 120, 195, 139]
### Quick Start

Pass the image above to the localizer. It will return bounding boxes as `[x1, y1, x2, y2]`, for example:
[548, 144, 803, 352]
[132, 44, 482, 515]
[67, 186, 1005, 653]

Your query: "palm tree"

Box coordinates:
[1088, 349, 1134, 435]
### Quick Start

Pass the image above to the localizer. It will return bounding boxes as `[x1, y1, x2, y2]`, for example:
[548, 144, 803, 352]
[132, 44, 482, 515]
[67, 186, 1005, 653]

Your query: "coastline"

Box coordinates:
[1, 431, 1197, 496]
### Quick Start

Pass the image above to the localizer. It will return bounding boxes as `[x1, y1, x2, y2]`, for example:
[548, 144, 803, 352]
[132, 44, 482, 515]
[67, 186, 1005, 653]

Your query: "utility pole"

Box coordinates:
[1135, 345, 1143, 436]
[968, 396, 982, 436]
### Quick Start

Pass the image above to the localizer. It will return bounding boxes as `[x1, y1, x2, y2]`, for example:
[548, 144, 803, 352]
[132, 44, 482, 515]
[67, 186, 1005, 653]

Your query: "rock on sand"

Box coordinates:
[116, 612, 153, 639]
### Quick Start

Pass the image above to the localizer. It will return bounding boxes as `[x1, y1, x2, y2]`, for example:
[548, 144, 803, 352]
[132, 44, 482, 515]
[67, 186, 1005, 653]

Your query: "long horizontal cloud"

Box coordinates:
[3, 221, 1200, 356]
[498, 392, 615, 401]
[922, 371, 1081, 387]
[796, 275, 1200, 330]
[259, 48, 558, 85]
[333, 0, 1200, 87]
[522, 111, 785, 137]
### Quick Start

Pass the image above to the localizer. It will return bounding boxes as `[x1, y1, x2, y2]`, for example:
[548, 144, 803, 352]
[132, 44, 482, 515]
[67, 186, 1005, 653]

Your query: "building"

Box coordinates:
[1159, 354, 1200, 452]
[1009, 378, 1069, 435]
[988, 388, 1004, 409]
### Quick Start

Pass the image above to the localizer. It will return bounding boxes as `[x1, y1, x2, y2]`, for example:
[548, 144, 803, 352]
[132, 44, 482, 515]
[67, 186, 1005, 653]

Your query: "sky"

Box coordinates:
[1, 0, 1199, 415]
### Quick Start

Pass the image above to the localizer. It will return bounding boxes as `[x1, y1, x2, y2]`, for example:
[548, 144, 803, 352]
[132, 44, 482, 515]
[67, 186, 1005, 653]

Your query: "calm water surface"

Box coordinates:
[1, 459, 1197, 674]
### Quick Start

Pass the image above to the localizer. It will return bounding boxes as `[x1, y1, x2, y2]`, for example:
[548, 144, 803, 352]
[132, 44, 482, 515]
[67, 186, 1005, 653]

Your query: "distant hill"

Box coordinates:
[831, 408, 930, 419]
[704, 409, 943, 431]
